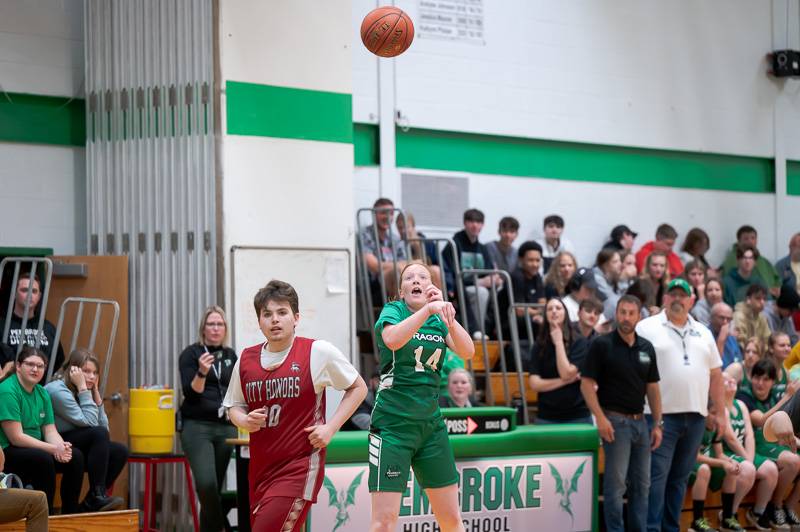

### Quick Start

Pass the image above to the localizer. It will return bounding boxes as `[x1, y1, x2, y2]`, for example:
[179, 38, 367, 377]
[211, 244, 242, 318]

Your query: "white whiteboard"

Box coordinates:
[229, 246, 353, 362]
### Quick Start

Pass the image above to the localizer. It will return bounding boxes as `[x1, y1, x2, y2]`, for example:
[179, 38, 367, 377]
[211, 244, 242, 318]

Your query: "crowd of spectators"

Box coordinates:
[358, 199, 800, 531]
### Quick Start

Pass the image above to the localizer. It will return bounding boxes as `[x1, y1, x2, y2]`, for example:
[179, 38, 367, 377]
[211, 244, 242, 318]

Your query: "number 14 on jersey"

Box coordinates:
[413, 346, 442, 372]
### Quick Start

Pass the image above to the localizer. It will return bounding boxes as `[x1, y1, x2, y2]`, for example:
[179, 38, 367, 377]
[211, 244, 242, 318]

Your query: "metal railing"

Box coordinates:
[1, 257, 53, 354]
[48, 297, 120, 394]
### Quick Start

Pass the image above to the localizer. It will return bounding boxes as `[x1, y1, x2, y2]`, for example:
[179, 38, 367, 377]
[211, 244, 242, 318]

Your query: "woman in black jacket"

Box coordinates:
[179, 306, 237, 532]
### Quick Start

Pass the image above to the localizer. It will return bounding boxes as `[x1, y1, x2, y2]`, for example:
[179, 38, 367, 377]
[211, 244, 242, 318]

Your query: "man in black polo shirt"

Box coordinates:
[581, 295, 662, 532]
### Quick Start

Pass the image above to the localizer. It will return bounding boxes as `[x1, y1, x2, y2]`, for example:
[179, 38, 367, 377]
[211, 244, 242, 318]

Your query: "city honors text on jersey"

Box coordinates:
[244, 376, 301, 403]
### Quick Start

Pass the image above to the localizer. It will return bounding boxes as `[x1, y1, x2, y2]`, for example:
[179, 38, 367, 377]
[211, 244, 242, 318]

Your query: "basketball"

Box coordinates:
[360, 6, 414, 58]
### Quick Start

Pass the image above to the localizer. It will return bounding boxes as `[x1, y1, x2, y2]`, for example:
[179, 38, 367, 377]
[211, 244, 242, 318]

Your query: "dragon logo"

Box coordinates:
[548, 460, 587, 526]
[322, 471, 364, 532]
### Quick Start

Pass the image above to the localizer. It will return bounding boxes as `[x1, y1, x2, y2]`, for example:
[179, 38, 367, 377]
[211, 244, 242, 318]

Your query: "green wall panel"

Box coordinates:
[226, 81, 352, 144]
[354, 122, 379, 166]
[0, 93, 85, 147]
[788, 160, 800, 196]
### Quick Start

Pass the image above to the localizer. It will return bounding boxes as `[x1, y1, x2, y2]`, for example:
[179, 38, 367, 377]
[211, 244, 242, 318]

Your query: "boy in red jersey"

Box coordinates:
[223, 280, 367, 531]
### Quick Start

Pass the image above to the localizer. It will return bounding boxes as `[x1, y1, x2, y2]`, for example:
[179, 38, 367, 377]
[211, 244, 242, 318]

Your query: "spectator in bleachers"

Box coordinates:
[735, 359, 800, 529]
[763, 286, 800, 345]
[563, 268, 599, 323]
[45, 349, 126, 512]
[709, 303, 742, 370]
[396, 212, 441, 267]
[0, 446, 49, 530]
[602, 224, 637, 252]
[543, 251, 577, 299]
[536, 214, 575, 275]
[692, 278, 724, 327]
[443, 208, 501, 337]
[687, 403, 753, 532]
[722, 372, 778, 531]
[0, 342, 13, 381]
[636, 278, 724, 532]
[506, 241, 546, 331]
[528, 298, 590, 425]
[683, 259, 708, 301]
[723, 245, 769, 306]
[775, 232, 800, 293]
[721, 226, 781, 297]
[679, 227, 712, 272]
[732, 284, 771, 352]
[360, 198, 408, 298]
[485, 216, 519, 273]
[725, 337, 763, 387]
[439, 369, 477, 408]
[592, 248, 623, 321]
[573, 298, 602, 341]
[625, 279, 655, 319]
[580, 295, 661, 532]
[3, 275, 64, 380]
[640, 251, 669, 314]
[767, 332, 793, 401]
[619, 250, 638, 291]
[0, 346, 83, 514]
[177, 306, 238, 532]
[634, 223, 684, 278]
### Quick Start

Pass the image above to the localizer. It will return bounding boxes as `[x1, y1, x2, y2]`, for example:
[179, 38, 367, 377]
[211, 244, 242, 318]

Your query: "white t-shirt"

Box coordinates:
[636, 311, 721, 416]
[222, 339, 359, 409]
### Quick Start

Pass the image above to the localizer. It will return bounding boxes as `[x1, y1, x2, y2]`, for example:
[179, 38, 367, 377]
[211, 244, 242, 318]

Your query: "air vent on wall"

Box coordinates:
[401, 173, 469, 228]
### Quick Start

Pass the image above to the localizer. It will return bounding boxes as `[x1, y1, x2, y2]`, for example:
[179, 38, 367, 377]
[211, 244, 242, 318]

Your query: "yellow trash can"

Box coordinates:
[128, 388, 175, 454]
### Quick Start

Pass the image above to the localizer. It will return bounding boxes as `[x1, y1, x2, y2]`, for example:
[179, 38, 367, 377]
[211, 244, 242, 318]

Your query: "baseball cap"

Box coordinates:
[611, 224, 638, 241]
[667, 278, 692, 296]
[776, 286, 800, 310]
[570, 267, 597, 291]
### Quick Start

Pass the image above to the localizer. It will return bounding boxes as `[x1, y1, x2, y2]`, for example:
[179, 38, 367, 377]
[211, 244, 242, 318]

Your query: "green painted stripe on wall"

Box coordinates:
[0, 93, 85, 147]
[354, 123, 379, 166]
[788, 161, 800, 196]
[226, 81, 352, 143]
[389, 127, 775, 193]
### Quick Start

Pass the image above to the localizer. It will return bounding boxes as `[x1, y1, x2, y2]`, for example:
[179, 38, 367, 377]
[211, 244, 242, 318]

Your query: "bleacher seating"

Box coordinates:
[0, 509, 138, 531]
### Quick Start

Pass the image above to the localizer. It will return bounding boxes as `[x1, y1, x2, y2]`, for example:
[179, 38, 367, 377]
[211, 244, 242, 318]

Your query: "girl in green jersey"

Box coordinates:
[369, 262, 474, 532]
[724, 337, 763, 391]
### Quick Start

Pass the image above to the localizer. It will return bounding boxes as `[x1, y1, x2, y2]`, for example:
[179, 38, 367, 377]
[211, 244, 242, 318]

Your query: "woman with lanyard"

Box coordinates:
[178, 306, 238, 532]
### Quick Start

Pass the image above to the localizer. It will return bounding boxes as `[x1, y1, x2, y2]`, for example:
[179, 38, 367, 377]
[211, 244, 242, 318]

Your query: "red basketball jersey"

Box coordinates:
[239, 337, 326, 512]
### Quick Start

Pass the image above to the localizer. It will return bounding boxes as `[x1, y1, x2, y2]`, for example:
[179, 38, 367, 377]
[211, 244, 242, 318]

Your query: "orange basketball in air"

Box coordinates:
[360, 6, 414, 58]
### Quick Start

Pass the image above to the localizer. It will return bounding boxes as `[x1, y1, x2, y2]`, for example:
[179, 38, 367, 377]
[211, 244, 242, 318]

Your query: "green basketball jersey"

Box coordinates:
[773, 367, 788, 401]
[724, 400, 746, 452]
[372, 300, 450, 421]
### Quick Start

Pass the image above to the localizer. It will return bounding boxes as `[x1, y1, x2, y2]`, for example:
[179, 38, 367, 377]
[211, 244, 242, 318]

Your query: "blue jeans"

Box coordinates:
[602, 414, 651, 532]
[646, 413, 706, 532]
[535, 415, 594, 425]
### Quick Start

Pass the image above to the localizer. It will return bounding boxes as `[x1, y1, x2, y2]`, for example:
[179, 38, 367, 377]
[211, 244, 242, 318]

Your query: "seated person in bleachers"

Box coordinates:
[0, 446, 49, 530]
[733, 284, 772, 352]
[572, 298, 602, 342]
[735, 359, 800, 529]
[687, 403, 754, 532]
[0, 342, 13, 381]
[563, 268, 602, 324]
[439, 348, 466, 398]
[721, 226, 781, 297]
[543, 251, 577, 299]
[624, 279, 655, 319]
[45, 349, 126, 512]
[360, 197, 408, 299]
[766, 332, 793, 401]
[2, 275, 65, 380]
[692, 278, 724, 327]
[721, 372, 777, 531]
[634, 223, 684, 278]
[679, 228, 713, 273]
[485, 216, 519, 274]
[684, 259, 708, 302]
[592, 248, 622, 321]
[709, 303, 743, 370]
[725, 337, 764, 389]
[775, 232, 800, 294]
[508, 241, 546, 328]
[443, 208, 502, 336]
[439, 368, 478, 408]
[724, 245, 770, 306]
[602, 224, 637, 252]
[528, 298, 590, 425]
[763, 286, 800, 346]
[535, 214, 575, 275]
[618, 250, 638, 292]
[0, 346, 83, 514]
[639, 251, 669, 315]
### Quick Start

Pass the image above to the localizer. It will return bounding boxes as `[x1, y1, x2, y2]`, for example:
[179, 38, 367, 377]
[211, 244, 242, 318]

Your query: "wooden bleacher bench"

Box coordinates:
[0, 509, 138, 531]
[486, 371, 537, 405]
[471, 340, 502, 372]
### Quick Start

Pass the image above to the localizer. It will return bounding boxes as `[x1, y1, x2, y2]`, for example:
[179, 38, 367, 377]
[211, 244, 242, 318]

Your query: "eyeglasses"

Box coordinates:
[205, 322, 226, 328]
[21, 361, 45, 371]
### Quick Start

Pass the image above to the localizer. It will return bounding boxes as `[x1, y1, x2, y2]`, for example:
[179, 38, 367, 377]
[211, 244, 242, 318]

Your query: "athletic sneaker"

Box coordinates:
[688, 517, 719, 532]
[772, 507, 792, 530]
[785, 507, 800, 530]
[718, 515, 744, 532]
[745, 508, 772, 531]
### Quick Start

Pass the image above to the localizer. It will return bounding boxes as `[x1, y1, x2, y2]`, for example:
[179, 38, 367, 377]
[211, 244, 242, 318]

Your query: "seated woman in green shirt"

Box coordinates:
[0, 345, 83, 514]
